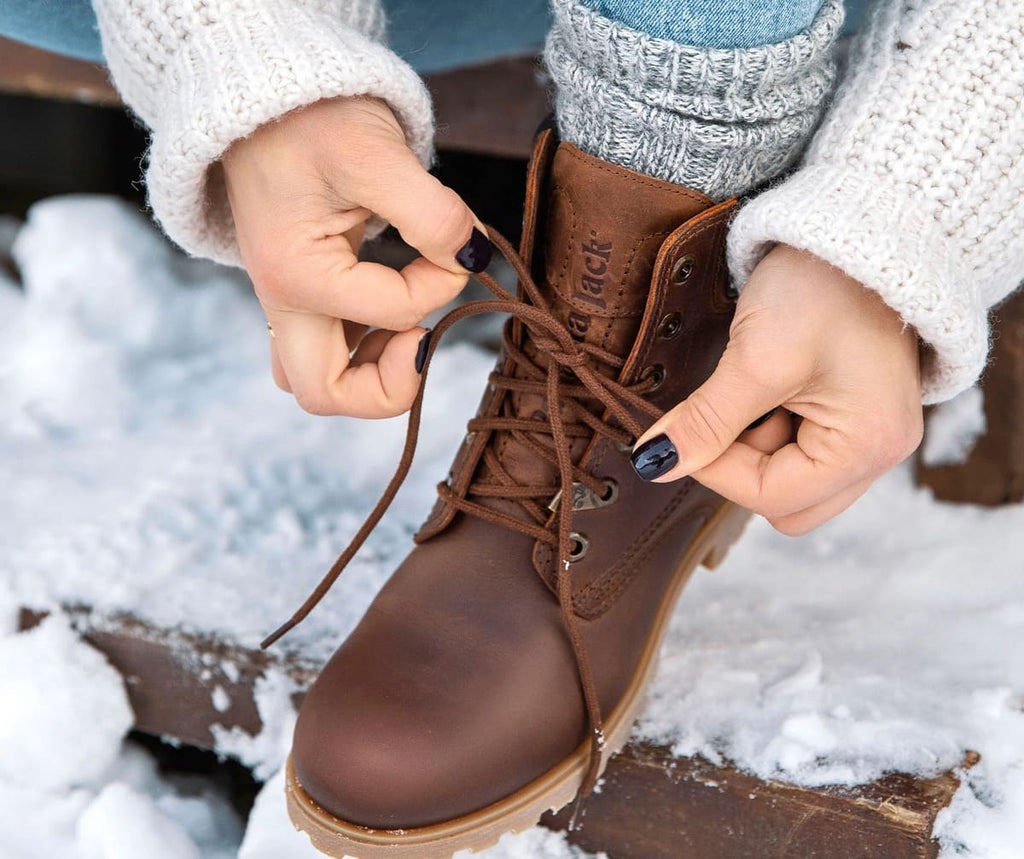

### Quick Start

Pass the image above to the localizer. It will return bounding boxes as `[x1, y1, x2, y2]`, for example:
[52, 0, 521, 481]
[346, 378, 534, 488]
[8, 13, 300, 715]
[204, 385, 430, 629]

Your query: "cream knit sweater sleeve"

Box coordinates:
[728, 0, 1024, 404]
[92, 0, 434, 267]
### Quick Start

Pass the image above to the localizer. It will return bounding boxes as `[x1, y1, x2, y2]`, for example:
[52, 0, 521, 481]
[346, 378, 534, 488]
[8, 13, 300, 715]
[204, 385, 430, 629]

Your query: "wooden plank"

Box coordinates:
[543, 745, 967, 859]
[18, 607, 317, 749]
[0, 37, 119, 106]
[0, 38, 546, 157]
[19, 607, 964, 856]
[917, 289, 1024, 505]
[428, 57, 549, 158]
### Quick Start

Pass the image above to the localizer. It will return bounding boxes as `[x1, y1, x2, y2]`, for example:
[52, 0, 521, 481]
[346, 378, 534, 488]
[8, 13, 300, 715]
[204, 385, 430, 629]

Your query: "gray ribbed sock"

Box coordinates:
[544, 0, 844, 199]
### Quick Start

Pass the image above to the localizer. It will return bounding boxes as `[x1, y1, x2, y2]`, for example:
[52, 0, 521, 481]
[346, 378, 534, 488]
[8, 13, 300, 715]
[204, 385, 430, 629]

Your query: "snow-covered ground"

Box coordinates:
[1, 198, 1022, 858]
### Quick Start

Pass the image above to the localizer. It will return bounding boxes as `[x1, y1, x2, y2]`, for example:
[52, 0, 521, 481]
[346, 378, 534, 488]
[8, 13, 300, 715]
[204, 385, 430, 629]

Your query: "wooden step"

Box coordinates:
[544, 745, 965, 859]
[19, 606, 963, 859]
[917, 288, 1024, 505]
[0, 37, 547, 158]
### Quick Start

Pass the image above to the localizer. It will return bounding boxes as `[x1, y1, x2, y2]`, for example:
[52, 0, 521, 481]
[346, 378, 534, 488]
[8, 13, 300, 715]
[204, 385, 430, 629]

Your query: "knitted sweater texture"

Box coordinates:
[93, 0, 1024, 403]
[728, 0, 1024, 403]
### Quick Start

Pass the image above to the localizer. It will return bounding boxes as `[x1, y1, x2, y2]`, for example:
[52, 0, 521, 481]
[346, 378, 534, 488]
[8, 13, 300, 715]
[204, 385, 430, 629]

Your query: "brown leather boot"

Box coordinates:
[280, 129, 750, 858]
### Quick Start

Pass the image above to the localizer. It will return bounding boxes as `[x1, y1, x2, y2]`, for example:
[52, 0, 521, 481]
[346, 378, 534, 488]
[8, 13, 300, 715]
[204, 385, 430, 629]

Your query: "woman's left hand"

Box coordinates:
[630, 244, 924, 536]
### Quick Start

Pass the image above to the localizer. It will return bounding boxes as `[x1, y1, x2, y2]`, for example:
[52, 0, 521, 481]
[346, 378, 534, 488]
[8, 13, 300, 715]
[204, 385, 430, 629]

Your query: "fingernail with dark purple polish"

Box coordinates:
[630, 434, 678, 482]
[455, 227, 492, 273]
[415, 328, 433, 374]
[746, 408, 778, 431]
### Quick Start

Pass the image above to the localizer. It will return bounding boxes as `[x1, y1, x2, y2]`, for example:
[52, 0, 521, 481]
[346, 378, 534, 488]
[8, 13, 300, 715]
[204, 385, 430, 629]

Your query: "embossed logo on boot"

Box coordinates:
[567, 231, 612, 340]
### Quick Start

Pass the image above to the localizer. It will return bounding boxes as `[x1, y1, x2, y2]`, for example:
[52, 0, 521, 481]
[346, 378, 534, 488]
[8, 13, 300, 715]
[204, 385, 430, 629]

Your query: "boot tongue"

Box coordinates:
[474, 143, 713, 515]
[538, 143, 712, 363]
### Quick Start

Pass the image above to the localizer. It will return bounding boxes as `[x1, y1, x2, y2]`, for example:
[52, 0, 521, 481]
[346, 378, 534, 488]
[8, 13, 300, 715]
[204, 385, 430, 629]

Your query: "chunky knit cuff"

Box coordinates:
[94, 0, 434, 266]
[544, 0, 844, 200]
[727, 164, 987, 404]
[729, 0, 1024, 404]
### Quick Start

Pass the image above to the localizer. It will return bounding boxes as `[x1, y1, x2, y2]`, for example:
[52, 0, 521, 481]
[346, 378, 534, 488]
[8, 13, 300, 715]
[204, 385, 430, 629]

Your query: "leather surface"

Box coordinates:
[292, 137, 739, 830]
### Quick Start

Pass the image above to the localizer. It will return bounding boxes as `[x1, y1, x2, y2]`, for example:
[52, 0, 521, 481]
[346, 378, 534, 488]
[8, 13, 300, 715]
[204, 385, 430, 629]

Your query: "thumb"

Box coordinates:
[630, 353, 782, 483]
[348, 144, 492, 275]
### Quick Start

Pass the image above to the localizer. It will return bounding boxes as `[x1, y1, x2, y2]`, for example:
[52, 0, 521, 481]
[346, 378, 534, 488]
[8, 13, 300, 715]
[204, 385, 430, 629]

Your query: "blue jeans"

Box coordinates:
[589, 0, 824, 47]
[0, 0, 866, 69]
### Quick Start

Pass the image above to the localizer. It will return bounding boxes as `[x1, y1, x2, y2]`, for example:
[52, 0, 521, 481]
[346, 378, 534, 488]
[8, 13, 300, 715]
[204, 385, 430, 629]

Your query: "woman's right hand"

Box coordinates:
[223, 96, 490, 418]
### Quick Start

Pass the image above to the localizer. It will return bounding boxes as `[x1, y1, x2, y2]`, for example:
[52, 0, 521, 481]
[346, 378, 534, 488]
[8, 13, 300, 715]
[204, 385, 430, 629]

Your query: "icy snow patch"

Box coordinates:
[211, 685, 231, 713]
[455, 829, 606, 859]
[77, 782, 201, 859]
[212, 668, 298, 781]
[0, 612, 243, 859]
[238, 767, 323, 859]
[0, 614, 133, 791]
[921, 385, 986, 466]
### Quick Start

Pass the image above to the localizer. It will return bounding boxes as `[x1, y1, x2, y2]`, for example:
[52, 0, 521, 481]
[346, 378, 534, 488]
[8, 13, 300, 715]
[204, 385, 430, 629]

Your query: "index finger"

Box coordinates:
[268, 310, 424, 418]
[691, 419, 876, 520]
[267, 240, 468, 333]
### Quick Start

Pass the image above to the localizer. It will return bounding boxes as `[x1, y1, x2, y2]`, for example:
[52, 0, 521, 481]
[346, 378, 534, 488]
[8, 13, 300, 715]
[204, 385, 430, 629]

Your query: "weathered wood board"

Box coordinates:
[0, 38, 547, 158]
[917, 289, 1024, 505]
[19, 608, 962, 859]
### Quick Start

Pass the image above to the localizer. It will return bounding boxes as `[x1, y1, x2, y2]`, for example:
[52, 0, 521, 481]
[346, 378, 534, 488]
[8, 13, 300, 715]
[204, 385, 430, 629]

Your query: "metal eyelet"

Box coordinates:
[569, 532, 590, 562]
[640, 364, 667, 391]
[615, 439, 636, 453]
[657, 312, 682, 340]
[547, 478, 619, 513]
[670, 254, 695, 285]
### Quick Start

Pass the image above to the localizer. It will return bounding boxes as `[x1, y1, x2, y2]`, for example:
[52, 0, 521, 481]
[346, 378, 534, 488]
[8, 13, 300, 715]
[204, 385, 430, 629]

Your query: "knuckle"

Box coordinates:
[378, 381, 417, 416]
[672, 390, 735, 452]
[379, 398, 411, 419]
[755, 500, 788, 521]
[292, 387, 336, 417]
[414, 184, 472, 251]
[876, 443, 906, 471]
[371, 304, 420, 333]
[768, 515, 814, 538]
[867, 423, 918, 471]
[859, 404, 924, 472]
[248, 255, 290, 306]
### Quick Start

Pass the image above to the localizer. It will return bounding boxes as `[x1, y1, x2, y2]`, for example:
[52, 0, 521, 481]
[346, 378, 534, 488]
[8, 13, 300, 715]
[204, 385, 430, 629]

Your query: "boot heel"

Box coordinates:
[701, 503, 752, 570]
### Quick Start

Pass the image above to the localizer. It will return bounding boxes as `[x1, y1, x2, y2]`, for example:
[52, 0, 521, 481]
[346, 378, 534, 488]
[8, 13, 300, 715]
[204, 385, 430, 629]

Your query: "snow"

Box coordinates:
[77, 783, 203, 859]
[922, 385, 987, 466]
[0, 612, 244, 859]
[1, 197, 1023, 857]
[212, 686, 231, 713]
[212, 670, 298, 782]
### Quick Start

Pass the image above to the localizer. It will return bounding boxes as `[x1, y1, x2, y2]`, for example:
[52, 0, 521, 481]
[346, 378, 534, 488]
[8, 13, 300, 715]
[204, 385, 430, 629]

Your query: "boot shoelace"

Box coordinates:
[262, 227, 665, 818]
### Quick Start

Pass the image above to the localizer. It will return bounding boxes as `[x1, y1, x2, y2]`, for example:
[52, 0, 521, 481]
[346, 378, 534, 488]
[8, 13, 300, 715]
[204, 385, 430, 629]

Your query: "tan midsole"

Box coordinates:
[286, 500, 751, 854]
